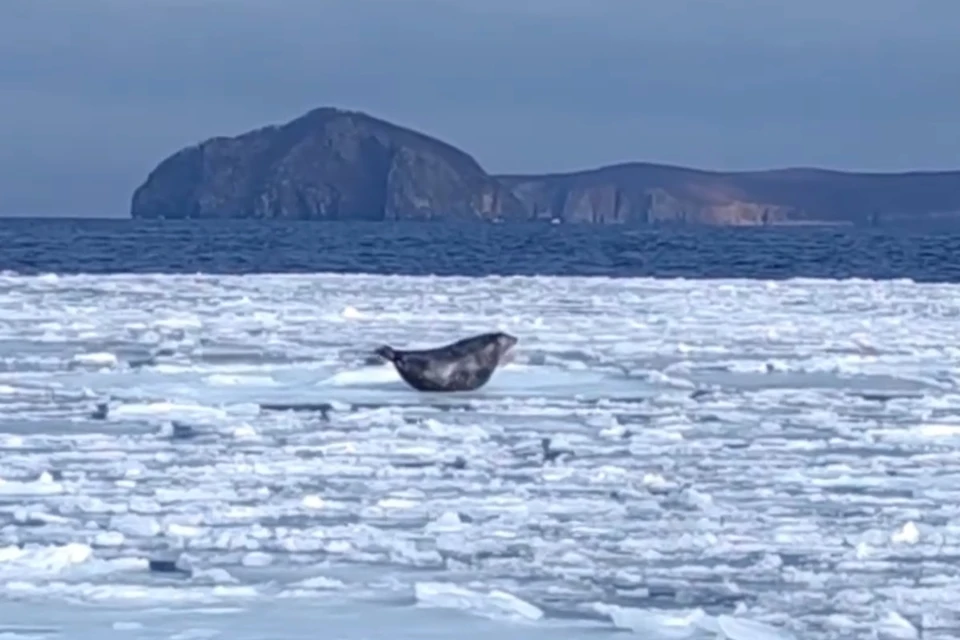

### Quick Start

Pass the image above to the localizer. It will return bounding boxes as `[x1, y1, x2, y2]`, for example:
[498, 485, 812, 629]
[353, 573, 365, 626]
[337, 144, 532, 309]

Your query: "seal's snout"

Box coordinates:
[375, 345, 396, 362]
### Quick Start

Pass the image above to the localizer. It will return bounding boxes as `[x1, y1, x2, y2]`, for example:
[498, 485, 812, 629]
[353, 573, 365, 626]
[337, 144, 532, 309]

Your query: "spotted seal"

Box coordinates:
[375, 331, 518, 392]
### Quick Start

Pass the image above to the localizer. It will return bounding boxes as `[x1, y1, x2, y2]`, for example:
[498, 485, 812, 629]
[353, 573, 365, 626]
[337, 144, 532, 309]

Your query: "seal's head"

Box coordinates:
[374, 345, 397, 363]
[492, 331, 518, 364]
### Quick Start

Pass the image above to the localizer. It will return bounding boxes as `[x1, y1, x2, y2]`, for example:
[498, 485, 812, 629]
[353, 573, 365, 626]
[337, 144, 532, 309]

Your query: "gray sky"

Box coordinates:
[2, 0, 958, 217]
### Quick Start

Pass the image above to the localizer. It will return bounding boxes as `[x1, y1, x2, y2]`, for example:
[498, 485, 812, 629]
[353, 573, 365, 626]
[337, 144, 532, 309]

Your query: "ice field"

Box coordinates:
[2, 272, 960, 639]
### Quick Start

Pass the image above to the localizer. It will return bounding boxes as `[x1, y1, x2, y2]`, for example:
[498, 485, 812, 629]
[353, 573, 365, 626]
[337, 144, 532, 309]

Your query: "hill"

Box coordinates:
[131, 107, 526, 222]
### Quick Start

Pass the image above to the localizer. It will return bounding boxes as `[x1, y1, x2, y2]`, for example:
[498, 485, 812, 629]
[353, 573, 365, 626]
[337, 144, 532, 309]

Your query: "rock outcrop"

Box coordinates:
[131, 107, 960, 226]
[131, 107, 527, 222]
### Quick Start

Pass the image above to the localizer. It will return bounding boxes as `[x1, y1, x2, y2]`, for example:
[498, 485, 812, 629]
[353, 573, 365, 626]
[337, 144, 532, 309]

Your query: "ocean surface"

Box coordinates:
[1, 219, 960, 639]
[2, 218, 960, 280]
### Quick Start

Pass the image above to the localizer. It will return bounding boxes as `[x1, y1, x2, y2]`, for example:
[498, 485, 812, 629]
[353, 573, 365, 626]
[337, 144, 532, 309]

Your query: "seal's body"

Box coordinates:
[375, 332, 518, 392]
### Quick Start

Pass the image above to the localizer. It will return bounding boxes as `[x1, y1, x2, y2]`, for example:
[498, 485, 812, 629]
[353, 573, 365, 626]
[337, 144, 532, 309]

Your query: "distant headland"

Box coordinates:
[131, 107, 960, 226]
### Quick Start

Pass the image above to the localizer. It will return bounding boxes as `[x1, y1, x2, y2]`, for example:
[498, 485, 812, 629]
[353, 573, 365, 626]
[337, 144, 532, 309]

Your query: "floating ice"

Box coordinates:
[414, 582, 543, 622]
[0, 273, 958, 638]
[0, 472, 64, 496]
[71, 352, 119, 367]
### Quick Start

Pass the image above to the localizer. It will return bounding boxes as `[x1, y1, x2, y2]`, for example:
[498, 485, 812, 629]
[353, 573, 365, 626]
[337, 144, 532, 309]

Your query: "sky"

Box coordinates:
[1, 0, 958, 217]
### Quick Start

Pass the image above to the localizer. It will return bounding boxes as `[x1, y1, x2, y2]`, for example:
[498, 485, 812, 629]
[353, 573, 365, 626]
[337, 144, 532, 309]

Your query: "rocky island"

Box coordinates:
[131, 107, 960, 226]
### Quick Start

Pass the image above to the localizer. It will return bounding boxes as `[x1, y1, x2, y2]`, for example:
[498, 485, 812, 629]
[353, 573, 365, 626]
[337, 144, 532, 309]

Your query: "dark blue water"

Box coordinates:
[2, 218, 960, 281]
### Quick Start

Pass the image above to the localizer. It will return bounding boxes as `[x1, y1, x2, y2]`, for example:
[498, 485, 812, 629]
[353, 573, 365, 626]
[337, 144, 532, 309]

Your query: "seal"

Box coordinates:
[374, 331, 518, 392]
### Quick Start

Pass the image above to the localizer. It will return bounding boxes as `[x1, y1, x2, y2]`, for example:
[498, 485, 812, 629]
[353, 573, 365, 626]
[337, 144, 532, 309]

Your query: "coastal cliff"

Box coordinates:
[498, 164, 960, 226]
[131, 107, 960, 226]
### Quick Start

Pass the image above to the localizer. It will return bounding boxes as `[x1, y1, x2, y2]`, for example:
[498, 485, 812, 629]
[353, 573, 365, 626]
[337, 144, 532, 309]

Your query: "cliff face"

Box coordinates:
[132, 107, 960, 226]
[131, 107, 527, 221]
[497, 164, 960, 226]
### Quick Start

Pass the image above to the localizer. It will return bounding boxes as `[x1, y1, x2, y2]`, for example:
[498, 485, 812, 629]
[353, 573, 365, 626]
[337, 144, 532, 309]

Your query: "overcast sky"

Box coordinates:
[2, 0, 958, 217]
